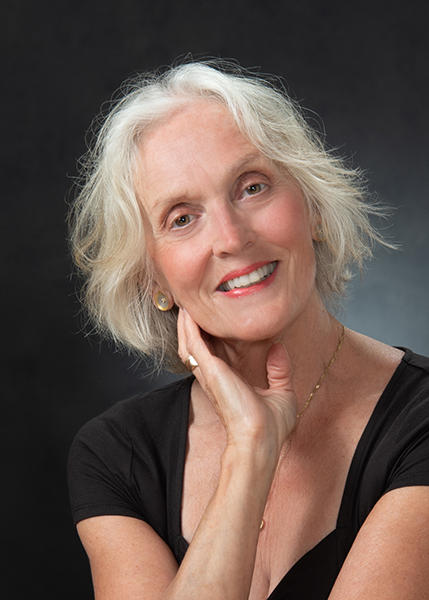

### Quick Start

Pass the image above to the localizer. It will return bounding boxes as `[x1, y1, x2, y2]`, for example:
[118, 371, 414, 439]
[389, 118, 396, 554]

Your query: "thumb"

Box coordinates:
[266, 342, 294, 392]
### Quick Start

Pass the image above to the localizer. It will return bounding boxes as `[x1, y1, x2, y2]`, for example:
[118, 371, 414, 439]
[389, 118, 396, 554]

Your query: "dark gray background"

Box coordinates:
[2, 0, 428, 597]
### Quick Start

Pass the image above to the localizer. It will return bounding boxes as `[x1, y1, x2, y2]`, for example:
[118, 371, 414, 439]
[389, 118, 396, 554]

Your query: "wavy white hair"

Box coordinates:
[69, 59, 391, 371]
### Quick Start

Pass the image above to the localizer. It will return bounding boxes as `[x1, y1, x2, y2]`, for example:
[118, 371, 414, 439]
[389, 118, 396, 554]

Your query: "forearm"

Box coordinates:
[162, 309, 296, 599]
[163, 443, 276, 600]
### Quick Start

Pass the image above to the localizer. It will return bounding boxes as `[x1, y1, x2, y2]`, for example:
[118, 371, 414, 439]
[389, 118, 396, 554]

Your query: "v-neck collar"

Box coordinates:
[171, 351, 412, 598]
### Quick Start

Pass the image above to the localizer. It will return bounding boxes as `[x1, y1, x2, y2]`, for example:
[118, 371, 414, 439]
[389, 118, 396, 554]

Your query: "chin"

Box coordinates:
[210, 320, 285, 345]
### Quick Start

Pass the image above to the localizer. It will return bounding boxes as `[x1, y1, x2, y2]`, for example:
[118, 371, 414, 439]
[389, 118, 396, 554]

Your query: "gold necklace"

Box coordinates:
[260, 323, 345, 531]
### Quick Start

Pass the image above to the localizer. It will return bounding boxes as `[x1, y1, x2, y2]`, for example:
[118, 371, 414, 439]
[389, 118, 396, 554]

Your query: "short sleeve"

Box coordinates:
[385, 386, 429, 493]
[68, 411, 149, 524]
[67, 377, 192, 556]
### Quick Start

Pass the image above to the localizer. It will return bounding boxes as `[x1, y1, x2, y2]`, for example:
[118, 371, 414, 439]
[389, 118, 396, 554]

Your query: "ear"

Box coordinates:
[313, 221, 327, 242]
[309, 210, 324, 242]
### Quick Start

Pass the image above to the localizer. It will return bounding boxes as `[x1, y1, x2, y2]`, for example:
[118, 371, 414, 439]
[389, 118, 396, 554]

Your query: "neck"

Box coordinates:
[208, 301, 342, 405]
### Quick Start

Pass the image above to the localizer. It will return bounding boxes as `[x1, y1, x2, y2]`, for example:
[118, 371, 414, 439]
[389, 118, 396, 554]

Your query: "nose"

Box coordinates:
[211, 202, 256, 258]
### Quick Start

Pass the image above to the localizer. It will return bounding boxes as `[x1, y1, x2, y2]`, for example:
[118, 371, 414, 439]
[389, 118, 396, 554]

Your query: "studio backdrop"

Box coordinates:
[2, 1, 428, 597]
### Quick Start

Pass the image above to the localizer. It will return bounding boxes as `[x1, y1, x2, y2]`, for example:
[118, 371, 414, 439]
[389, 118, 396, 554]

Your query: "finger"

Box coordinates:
[266, 342, 294, 393]
[178, 309, 214, 371]
[176, 308, 189, 363]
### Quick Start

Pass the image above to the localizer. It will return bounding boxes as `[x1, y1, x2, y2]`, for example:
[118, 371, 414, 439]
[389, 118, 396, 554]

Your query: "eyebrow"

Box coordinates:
[150, 151, 267, 216]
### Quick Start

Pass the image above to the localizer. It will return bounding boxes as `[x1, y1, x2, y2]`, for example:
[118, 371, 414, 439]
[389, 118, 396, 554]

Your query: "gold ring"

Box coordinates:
[185, 355, 198, 371]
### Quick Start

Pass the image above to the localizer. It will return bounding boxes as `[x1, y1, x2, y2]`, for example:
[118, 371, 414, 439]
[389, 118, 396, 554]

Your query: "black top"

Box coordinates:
[68, 349, 429, 599]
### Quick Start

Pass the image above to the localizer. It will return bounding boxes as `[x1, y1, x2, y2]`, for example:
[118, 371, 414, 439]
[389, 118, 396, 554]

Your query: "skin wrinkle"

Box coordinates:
[74, 91, 428, 600]
[135, 101, 328, 382]
[138, 152, 264, 232]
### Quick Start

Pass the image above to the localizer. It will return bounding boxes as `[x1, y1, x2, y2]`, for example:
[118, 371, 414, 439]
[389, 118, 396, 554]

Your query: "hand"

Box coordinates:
[177, 309, 298, 459]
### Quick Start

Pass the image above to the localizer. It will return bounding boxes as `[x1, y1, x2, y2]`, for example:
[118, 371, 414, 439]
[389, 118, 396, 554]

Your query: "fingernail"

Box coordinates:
[274, 340, 286, 350]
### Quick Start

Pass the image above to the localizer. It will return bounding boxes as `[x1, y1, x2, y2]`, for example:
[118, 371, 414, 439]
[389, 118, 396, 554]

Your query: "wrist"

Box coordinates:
[221, 439, 278, 489]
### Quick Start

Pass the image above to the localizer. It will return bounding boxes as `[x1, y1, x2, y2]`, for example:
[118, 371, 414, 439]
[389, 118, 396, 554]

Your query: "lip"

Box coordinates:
[217, 261, 276, 287]
[216, 261, 278, 297]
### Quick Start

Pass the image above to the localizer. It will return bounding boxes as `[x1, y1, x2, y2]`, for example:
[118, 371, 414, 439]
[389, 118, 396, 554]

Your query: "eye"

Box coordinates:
[172, 214, 193, 228]
[242, 182, 266, 197]
[165, 202, 200, 232]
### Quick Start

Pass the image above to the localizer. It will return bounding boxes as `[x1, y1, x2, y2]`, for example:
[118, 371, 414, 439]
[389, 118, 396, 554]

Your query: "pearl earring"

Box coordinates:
[154, 292, 171, 311]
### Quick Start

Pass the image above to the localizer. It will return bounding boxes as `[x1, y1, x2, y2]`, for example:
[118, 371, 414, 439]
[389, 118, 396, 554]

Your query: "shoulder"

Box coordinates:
[335, 340, 429, 538]
[348, 336, 429, 445]
[68, 375, 193, 497]
[398, 347, 429, 381]
[379, 347, 429, 421]
[337, 333, 429, 489]
[72, 375, 193, 448]
[341, 330, 429, 406]
[67, 376, 193, 527]
[355, 347, 429, 505]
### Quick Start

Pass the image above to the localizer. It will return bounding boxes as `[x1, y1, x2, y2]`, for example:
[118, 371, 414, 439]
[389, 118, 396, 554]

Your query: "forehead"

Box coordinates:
[133, 100, 265, 206]
[139, 99, 248, 158]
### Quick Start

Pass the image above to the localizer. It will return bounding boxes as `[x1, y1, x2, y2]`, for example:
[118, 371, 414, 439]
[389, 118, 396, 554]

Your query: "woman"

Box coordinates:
[68, 60, 429, 599]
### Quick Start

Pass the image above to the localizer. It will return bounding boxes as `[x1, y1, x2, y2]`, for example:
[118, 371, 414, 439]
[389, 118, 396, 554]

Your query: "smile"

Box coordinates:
[218, 262, 277, 292]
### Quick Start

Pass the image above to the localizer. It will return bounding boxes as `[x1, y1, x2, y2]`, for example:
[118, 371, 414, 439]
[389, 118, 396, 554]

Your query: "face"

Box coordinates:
[134, 101, 320, 344]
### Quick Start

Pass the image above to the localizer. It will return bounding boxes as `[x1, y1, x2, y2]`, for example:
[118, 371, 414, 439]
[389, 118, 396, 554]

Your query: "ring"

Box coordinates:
[185, 355, 198, 371]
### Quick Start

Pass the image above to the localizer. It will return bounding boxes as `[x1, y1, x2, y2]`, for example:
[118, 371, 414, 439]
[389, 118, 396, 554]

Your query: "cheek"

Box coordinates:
[152, 242, 206, 298]
[259, 200, 313, 249]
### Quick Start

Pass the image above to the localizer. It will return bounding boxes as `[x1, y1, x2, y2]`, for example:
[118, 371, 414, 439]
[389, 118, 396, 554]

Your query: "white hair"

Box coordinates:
[69, 59, 392, 371]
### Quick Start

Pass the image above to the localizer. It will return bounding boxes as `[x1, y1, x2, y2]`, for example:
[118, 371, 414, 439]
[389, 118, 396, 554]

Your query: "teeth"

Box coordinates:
[219, 262, 277, 291]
